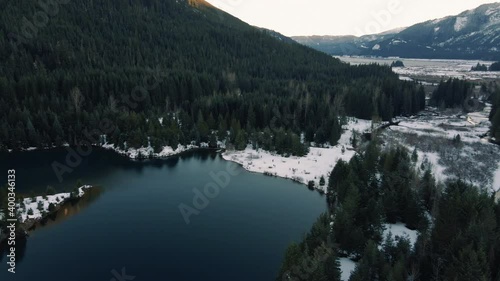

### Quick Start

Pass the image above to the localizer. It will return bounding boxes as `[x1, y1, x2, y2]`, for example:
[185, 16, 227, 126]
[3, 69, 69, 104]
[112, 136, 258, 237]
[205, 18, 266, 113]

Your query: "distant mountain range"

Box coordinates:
[293, 3, 500, 60]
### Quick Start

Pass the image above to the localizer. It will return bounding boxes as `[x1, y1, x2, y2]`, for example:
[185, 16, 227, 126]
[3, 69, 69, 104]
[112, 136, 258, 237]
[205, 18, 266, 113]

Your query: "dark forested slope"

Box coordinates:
[0, 0, 424, 153]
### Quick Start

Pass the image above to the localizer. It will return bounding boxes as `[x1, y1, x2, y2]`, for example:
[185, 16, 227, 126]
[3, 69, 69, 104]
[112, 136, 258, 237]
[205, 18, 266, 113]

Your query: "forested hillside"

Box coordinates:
[277, 141, 500, 281]
[0, 0, 424, 154]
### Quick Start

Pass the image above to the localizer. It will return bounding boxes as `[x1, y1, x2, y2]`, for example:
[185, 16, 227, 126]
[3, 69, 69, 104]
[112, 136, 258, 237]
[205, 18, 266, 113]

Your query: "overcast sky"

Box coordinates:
[205, 0, 498, 36]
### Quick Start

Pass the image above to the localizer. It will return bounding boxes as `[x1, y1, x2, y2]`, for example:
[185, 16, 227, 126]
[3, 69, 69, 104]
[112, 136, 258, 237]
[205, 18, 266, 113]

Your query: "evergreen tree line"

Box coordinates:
[428, 79, 500, 142]
[491, 62, 500, 72]
[471, 62, 500, 72]
[430, 78, 472, 109]
[0, 0, 425, 154]
[278, 141, 500, 281]
[490, 86, 500, 142]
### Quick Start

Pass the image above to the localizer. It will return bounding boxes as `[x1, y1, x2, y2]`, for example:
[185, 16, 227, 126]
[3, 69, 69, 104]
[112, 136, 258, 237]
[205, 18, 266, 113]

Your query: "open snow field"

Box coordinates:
[222, 104, 500, 193]
[337, 56, 500, 81]
[222, 118, 372, 192]
[382, 105, 500, 192]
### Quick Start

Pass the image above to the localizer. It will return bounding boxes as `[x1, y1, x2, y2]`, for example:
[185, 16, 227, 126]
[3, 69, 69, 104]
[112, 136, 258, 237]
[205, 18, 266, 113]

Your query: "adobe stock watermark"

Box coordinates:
[354, 0, 403, 36]
[51, 66, 167, 182]
[8, 0, 70, 50]
[339, 0, 403, 55]
[178, 161, 241, 224]
[110, 267, 135, 281]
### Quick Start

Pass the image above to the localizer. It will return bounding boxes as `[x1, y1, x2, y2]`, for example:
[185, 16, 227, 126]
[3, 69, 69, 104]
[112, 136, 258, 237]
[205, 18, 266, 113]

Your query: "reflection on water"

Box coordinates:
[33, 186, 103, 231]
[0, 233, 27, 267]
[0, 149, 326, 281]
[0, 147, 193, 194]
[0, 186, 103, 266]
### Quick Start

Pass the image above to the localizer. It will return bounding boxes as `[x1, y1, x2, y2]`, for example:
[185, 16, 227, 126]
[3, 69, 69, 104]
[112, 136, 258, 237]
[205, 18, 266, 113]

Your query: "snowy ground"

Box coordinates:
[339, 257, 357, 281]
[222, 118, 372, 192]
[382, 105, 500, 192]
[222, 104, 500, 194]
[16, 185, 92, 222]
[7, 143, 71, 153]
[494, 162, 500, 193]
[221, 109, 498, 279]
[392, 105, 492, 143]
[338, 223, 418, 281]
[337, 56, 500, 81]
[102, 143, 202, 159]
[383, 223, 419, 247]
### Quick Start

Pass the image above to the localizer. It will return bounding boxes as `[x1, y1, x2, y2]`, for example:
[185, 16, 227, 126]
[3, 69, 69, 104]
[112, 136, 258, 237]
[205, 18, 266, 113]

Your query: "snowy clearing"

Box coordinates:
[339, 257, 357, 281]
[383, 223, 419, 247]
[493, 162, 500, 192]
[337, 56, 500, 80]
[223, 118, 372, 192]
[223, 105, 500, 194]
[382, 105, 500, 192]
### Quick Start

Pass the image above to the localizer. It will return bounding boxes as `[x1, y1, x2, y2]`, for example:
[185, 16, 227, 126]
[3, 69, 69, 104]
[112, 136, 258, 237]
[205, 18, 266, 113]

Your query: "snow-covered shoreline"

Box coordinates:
[222, 118, 372, 192]
[17, 185, 92, 223]
[5, 141, 216, 161]
[101, 143, 205, 159]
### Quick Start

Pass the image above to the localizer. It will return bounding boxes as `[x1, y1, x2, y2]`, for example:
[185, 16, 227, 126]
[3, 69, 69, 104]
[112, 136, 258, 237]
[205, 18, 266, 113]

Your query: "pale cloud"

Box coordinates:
[206, 0, 498, 36]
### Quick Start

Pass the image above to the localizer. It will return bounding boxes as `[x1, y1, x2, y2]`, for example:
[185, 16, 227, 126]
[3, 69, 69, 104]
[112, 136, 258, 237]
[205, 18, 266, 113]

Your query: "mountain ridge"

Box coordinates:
[293, 2, 500, 60]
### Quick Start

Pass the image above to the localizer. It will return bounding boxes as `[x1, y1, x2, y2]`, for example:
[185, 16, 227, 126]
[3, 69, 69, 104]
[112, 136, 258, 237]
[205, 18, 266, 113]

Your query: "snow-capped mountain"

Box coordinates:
[293, 3, 500, 60]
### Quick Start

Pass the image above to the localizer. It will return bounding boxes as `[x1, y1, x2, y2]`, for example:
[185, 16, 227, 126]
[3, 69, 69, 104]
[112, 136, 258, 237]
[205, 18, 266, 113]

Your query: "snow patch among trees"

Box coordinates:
[383, 223, 419, 247]
[339, 257, 357, 281]
[493, 162, 500, 192]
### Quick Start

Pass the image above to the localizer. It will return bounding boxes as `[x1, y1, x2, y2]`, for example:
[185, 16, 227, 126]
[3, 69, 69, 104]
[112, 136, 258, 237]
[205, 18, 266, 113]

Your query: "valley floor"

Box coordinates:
[223, 105, 500, 193]
[338, 56, 500, 82]
[221, 107, 500, 281]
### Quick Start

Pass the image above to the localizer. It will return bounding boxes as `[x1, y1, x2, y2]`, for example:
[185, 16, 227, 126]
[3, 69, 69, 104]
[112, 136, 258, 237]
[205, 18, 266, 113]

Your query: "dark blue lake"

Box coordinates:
[0, 148, 326, 281]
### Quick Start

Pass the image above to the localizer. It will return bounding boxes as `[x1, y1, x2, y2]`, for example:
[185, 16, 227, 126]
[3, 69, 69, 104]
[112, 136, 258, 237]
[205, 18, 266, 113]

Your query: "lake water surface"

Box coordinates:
[0, 148, 326, 281]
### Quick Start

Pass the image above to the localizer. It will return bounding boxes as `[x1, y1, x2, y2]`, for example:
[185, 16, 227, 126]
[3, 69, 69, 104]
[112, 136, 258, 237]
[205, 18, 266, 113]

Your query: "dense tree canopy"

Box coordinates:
[431, 78, 472, 109]
[279, 141, 500, 281]
[0, 0, 425, 154]
[489, 62, 500, 71]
